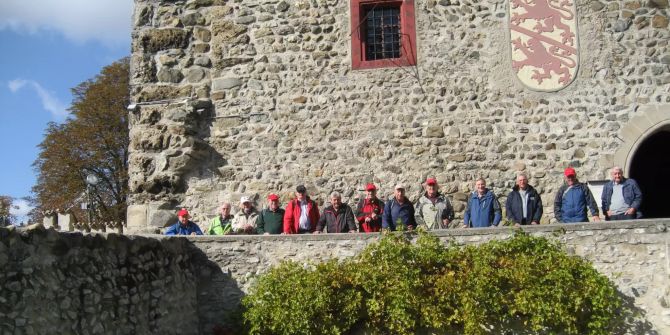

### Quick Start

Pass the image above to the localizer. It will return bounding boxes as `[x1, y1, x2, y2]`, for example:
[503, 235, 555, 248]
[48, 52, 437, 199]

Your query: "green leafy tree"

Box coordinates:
[0, 196, 16, 226]
[31, 58, 129, 223]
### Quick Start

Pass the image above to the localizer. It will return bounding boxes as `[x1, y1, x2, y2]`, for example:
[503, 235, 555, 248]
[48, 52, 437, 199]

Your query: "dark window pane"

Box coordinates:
[363, 5, 401, 61]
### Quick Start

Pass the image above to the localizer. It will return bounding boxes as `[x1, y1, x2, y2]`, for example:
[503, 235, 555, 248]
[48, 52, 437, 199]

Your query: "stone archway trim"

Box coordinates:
[613, 104, 670, 173]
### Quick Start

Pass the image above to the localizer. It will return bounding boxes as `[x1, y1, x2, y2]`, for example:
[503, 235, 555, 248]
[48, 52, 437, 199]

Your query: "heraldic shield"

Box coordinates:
[509, 0, 579, 91]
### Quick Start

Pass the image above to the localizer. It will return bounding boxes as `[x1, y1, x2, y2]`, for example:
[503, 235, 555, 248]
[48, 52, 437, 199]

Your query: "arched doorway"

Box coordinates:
[629, 127, 670, 218]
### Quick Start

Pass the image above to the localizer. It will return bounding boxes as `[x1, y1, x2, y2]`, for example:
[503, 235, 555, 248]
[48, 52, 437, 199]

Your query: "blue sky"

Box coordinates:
[0, 0, 133, 222]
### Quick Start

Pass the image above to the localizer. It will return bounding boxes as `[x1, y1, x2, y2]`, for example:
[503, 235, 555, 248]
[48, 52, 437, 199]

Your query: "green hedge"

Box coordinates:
[243, 231, 622, 335]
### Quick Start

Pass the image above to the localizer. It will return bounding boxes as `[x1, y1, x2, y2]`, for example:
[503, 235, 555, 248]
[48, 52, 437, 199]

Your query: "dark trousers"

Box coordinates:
[608, 213, 635, 221]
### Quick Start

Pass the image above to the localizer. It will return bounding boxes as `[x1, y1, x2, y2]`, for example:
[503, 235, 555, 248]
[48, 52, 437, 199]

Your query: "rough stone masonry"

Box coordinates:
[1, 220, 668, 334]
[127, 0, 670, 232]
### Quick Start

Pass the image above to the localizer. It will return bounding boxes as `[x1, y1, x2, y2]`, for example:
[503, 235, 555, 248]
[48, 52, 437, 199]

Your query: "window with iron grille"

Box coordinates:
[364, 6, 401, 61]
[351, 0, 417, 70]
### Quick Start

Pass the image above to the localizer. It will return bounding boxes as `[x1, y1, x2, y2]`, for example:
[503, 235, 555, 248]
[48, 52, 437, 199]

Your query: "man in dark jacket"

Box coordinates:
[554, 167, 600, 223]
[257, 194, 286, 234]
[165, 209, 203, 235]
[463, 178, 502, 228]
[601, 166, 642, 221]
[382, 184, 416, 231]
[315, 192, 357, 233]
[355, 183, 384, 232]
[505, 173, 543, 225]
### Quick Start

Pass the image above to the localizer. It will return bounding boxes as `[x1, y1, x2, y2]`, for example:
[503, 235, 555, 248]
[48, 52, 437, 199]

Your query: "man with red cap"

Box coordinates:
[256, 194, 286, 234]
[165, 208, 203, 235]
[355, 183, 384, 232]
[554, 167, 600, 223]
[415, 177, 455, 229]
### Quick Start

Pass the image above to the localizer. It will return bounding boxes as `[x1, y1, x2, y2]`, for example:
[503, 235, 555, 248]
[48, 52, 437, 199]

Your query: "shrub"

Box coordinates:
[242, 231, 623, 335]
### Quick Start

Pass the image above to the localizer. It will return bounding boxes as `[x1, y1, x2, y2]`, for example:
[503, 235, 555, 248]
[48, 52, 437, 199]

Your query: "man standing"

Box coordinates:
[382, 184, 416, 231]
[415, 178, 455, 229]
[207, 202, 233, 235]
[554, 167, 600, 223]
[165, 208, 203, 235]
[355, 183, 384, 232]
[232, 197, 260, 234]
[505, 174, 543, 226]
[463, 178, 502, 228]
[601, 166, 642, 221]
[256, 194, 286, 234]
[283, 185, 320, 234]
[315, 192, 357, 233]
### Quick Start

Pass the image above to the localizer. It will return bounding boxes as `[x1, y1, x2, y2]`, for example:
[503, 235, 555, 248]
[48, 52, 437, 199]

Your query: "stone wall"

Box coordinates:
[0, 224, 210, 335]
[127, 0, 670, 231]
[2, 220, 669, 334]
[188, 219, 670, 334]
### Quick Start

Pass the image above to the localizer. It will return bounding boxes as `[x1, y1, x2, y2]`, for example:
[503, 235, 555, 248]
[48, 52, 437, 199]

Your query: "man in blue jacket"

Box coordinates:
[601, 166, 642, 221]
[554, 167, 600, 223]
[165, 209, 203, 235]
[463, 178, 502, 228]
[382, 184, 416, 231]
[505, 173, 543, 226]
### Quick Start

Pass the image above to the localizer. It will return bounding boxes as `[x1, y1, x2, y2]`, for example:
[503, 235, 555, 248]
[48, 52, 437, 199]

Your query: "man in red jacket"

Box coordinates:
[283, 185, 320, 234]
[355, 183, 384, 232]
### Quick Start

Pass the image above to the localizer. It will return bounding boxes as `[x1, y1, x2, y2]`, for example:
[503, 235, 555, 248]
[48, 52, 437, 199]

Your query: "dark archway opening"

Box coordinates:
[629, 129, 670, 219]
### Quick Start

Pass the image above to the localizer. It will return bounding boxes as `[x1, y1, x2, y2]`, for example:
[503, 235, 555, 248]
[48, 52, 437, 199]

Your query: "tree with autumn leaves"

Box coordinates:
[31, 59, 129, 224]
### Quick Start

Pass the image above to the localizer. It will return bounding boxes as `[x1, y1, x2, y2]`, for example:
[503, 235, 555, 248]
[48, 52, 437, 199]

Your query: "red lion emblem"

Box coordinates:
[511, 0, 575, 45]
[511, 37, 576, 85]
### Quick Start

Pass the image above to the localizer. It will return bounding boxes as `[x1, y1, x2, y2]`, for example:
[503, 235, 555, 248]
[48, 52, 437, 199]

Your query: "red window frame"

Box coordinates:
[351, 0, 417, 70]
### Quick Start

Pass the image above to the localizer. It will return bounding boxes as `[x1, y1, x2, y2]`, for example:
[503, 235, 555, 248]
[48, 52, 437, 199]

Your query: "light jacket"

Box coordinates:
[382, 197, 416, 231]
[601, 178, 642, 219]
[232, 209, 260, 234]
[414, 192, 455, 229]
[164, 221, 203, 235]
[207, 215, 233, 235]
[355, 197, 384, 232]
[316, 204, 357, 233]
[283, 197, 320, 234]
[505, 185, 543, 224]
[554, 182, 599, 223]
[463, 190, 502, 228]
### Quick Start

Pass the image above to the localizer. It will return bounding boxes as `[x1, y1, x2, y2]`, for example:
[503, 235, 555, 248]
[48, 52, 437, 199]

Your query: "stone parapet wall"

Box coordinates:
[2, 220, 669, 333]
[0, 225, 203, 335]
[127, 0, 670, 231]
[185, 219, 670, 334]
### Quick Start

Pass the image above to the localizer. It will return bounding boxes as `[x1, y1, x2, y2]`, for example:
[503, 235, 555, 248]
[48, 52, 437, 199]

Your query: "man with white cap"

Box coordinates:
[256, 194, 285, 234]
[415, 177, 455, 230]
[382, 184, 416, 231]
[232, 196, 260, 234]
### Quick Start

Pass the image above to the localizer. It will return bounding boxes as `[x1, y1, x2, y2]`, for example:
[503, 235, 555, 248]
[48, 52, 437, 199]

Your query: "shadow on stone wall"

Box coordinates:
[613, 291, 659, 335]
[185, 241, 245, 335]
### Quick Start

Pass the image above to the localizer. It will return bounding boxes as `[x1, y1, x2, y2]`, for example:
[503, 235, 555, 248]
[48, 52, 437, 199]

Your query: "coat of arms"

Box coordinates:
[509, 0, 579, 91]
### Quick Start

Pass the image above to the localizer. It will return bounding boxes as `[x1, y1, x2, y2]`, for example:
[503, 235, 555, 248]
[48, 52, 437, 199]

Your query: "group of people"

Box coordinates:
[164, 166, 643, 236]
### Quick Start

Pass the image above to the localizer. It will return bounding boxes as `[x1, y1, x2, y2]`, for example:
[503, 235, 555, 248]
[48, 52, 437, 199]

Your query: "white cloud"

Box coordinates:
[10, 198, 33, 225]
[8, 78, 69, 119]
[0, 0, 133, 46]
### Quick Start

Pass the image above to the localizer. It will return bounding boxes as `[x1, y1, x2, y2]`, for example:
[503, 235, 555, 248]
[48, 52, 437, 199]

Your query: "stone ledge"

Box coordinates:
[120, 218, 670, 242]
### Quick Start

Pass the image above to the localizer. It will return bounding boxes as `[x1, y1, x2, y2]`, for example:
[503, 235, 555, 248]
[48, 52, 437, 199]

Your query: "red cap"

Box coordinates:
[365, 183, 377, 191]
[425, 178, 437, 185]
[267, 193, 279, 201]
[177, 209, 190, 217]
[564, 167, 576, 177]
